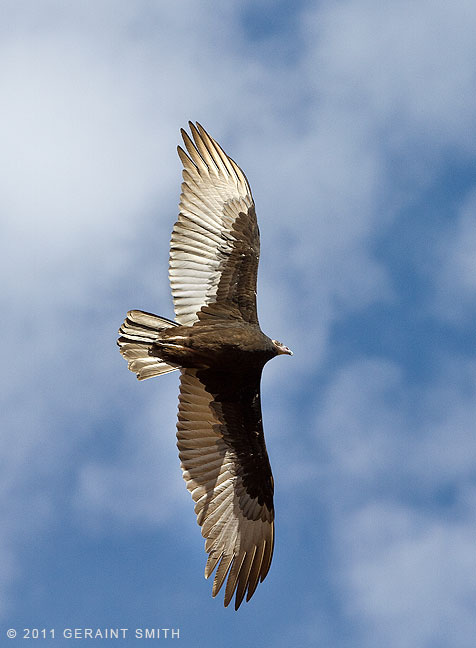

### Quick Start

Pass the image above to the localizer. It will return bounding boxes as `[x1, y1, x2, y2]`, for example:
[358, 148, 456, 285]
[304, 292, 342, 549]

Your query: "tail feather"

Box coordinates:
[118, 310, 180, 380]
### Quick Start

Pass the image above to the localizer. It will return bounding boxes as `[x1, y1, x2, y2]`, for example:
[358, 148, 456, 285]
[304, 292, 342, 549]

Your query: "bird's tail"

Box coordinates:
[117, 310, 180, 380]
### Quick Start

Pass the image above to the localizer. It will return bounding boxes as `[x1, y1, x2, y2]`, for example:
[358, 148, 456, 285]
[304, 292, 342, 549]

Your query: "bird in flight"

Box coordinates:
[118, 123, 292, 609]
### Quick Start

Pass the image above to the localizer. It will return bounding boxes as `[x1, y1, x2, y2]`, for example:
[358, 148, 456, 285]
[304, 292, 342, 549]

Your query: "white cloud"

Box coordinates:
[303, 0, 476, 156]
[0, 1, 324, 617]
[1, 1, 476, 641]
[314, 355, 476, 498]
[338, 504, 476, 648]
[431, 188, 476, 322]
[311, 356, 476, 646]
[74, 379, 187, 531]
[316, 359, 405, 490]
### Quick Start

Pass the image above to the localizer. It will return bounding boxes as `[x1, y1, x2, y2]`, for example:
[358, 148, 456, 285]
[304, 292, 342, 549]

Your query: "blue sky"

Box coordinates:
[1, 1, 476, 646]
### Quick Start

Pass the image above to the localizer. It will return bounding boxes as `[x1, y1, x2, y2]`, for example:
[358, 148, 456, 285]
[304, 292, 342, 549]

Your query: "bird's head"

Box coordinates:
[272, 339, 293, 356]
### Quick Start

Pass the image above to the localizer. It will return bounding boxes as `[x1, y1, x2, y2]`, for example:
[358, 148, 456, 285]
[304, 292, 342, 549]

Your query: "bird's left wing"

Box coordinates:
[177, 368, 274, 610]
[170, 123, 259, 326]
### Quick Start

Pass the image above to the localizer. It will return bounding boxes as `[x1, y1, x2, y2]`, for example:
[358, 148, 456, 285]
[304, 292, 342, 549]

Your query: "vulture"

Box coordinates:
[117, 122, 292, 609]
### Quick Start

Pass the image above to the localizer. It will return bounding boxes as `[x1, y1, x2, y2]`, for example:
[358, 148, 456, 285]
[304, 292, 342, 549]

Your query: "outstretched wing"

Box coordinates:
[177, 368, 274, 610]
[170, 123, 259, 326]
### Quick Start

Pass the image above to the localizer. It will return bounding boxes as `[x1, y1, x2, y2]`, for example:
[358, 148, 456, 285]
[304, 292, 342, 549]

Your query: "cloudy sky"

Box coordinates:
[2, 1, 476, 646]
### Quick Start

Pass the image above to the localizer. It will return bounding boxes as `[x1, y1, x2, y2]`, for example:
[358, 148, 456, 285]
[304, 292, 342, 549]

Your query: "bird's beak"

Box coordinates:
[274, 341, 293, 356]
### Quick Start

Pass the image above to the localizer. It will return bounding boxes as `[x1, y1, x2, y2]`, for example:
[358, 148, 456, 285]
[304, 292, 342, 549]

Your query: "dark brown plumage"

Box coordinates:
[117, 122, 292, 609]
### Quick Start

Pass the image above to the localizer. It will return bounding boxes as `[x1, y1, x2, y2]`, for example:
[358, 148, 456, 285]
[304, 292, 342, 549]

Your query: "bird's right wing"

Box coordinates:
[177, 368, 274, 610]
[169, 123, 260, 326]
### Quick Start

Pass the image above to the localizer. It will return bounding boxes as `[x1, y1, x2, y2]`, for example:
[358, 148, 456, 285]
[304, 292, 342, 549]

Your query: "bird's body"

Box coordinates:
[117, 123, 291, 609]
[154, 320, 277, 371]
